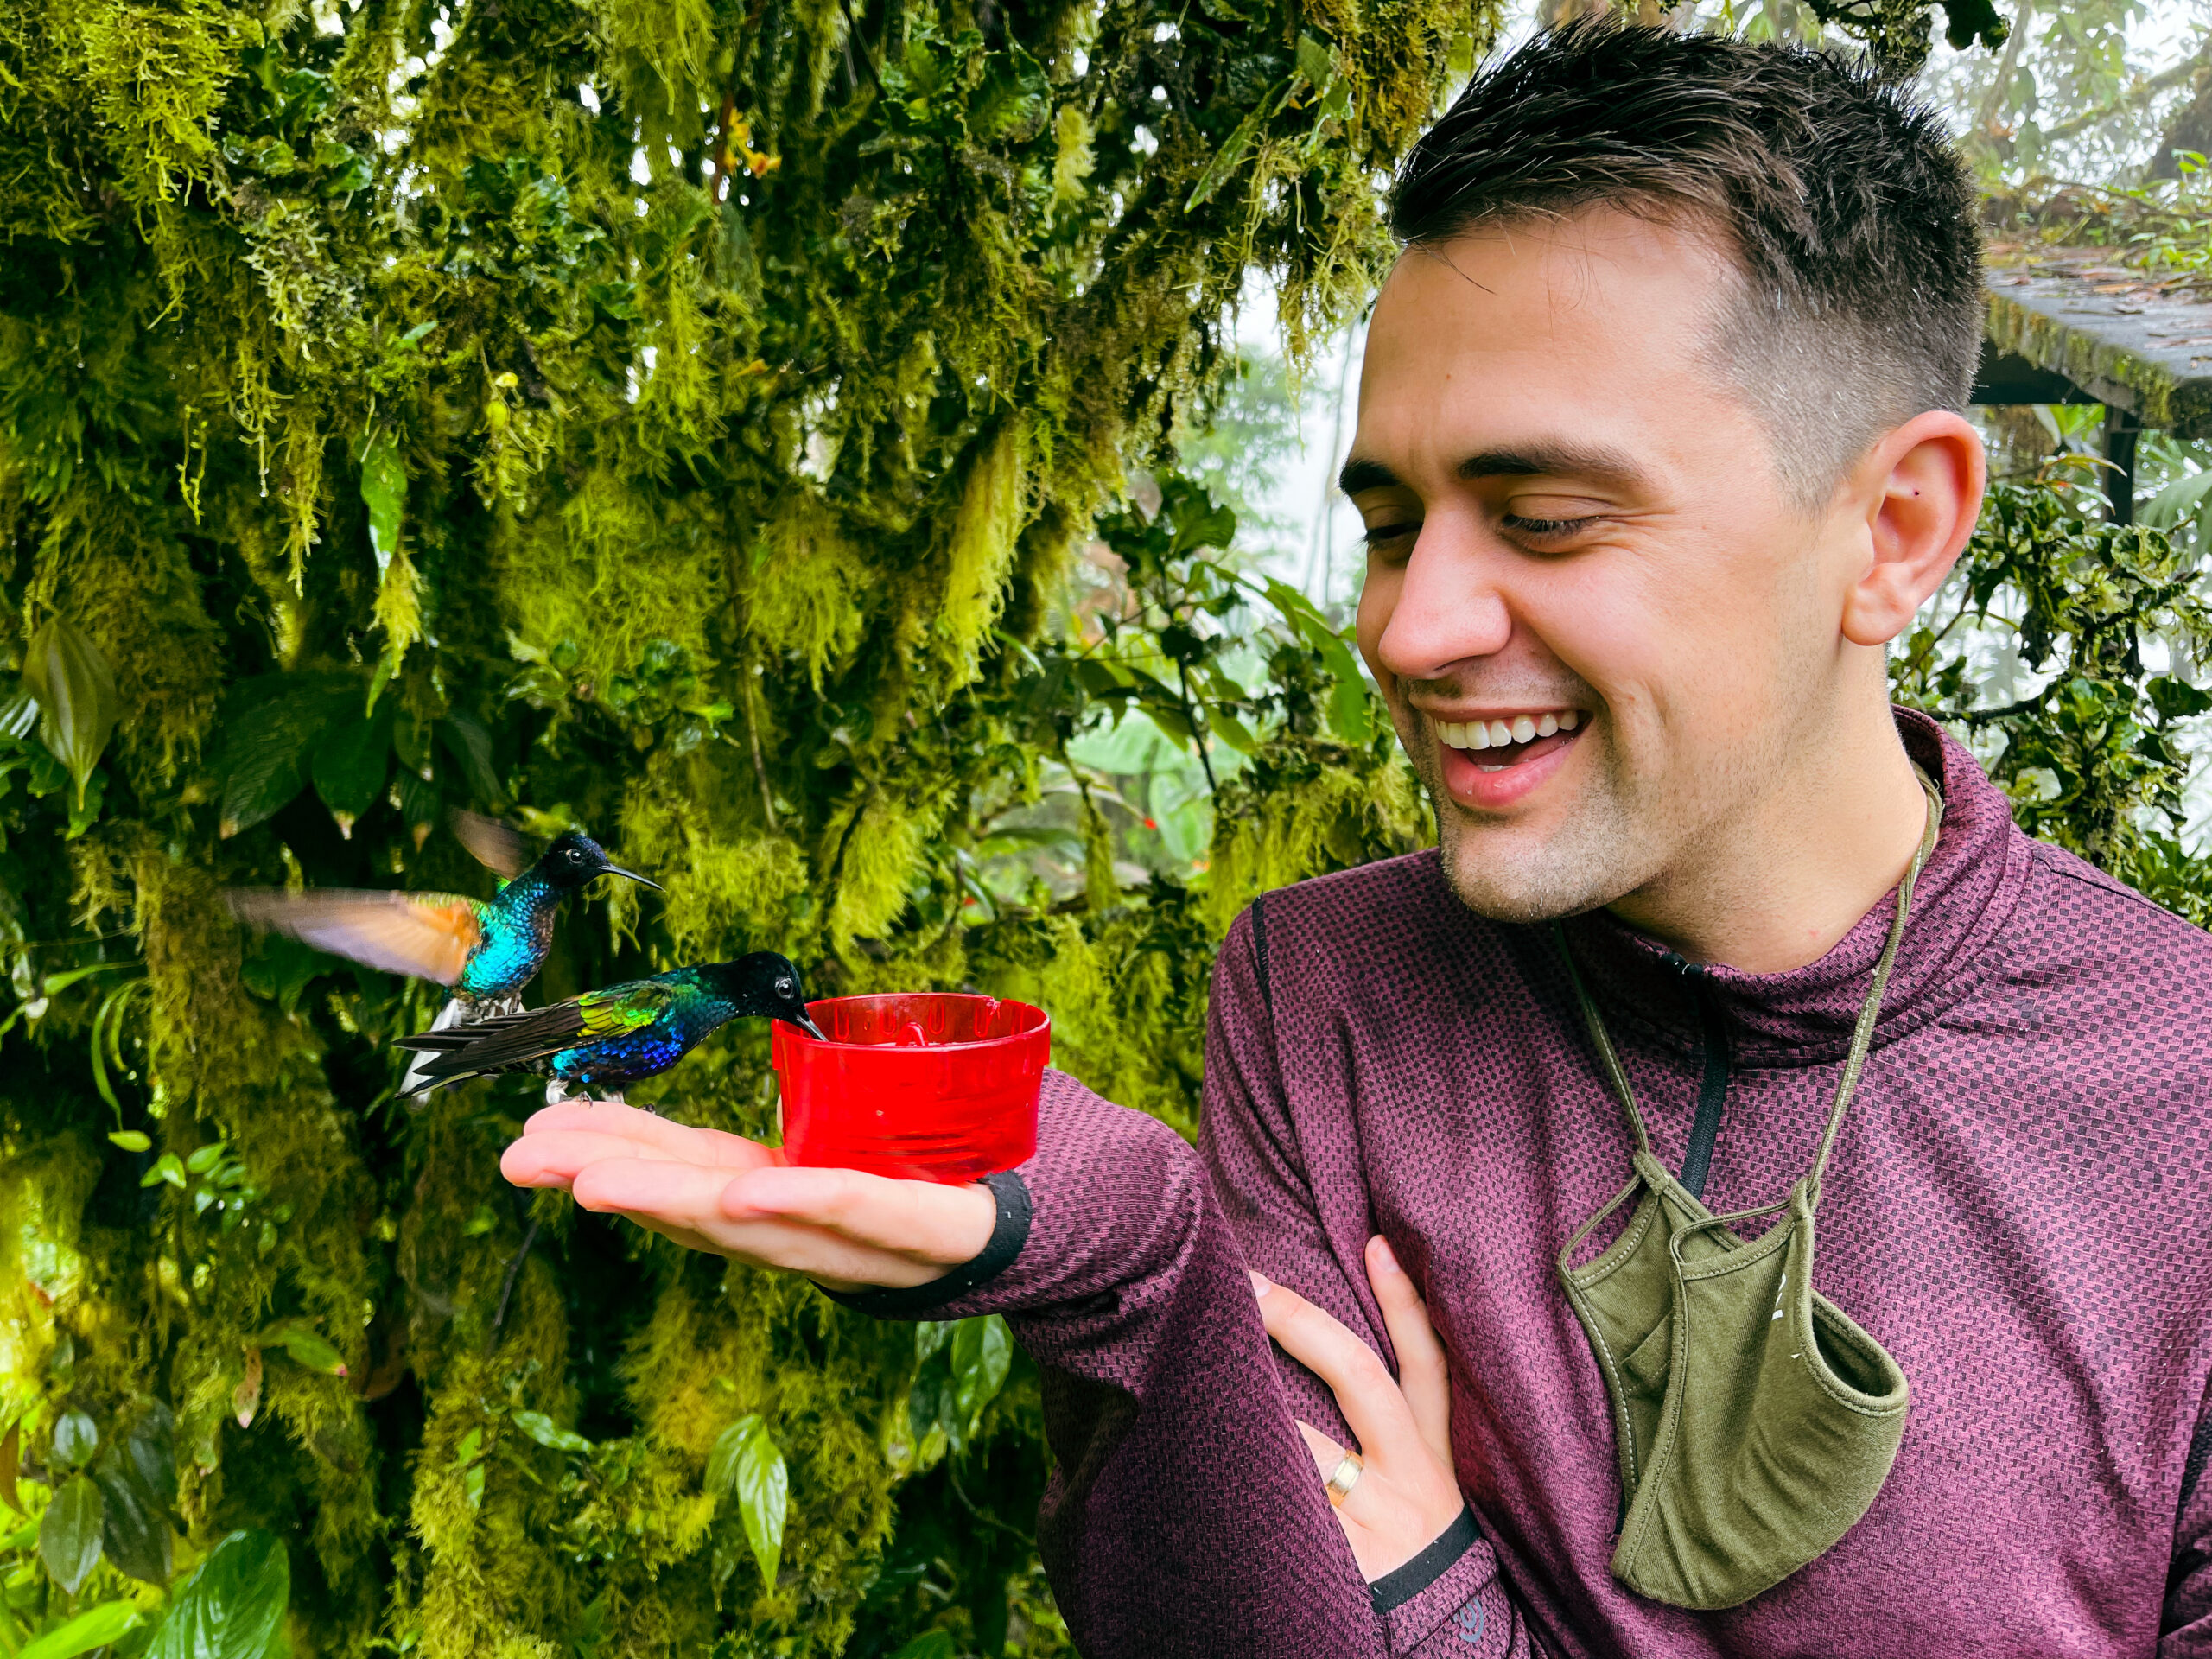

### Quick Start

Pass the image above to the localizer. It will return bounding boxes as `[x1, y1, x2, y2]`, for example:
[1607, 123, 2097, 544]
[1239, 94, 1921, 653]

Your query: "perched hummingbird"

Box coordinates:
[392, 953, 824, 1106]
[226, 811, 660, 1093]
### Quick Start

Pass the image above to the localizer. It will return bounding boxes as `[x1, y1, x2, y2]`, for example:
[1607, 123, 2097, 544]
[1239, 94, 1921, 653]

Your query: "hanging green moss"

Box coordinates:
[0, 0, 1504, 1650]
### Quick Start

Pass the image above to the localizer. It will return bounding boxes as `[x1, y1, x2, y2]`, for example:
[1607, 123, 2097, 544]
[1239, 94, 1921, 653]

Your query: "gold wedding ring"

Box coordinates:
[1324, 1450, 1364, 1508]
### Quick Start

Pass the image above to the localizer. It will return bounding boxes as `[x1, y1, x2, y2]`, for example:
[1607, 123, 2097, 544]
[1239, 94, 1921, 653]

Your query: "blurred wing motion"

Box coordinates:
[393, 976, 677, 1088]
[448, 809, 533, 881]
[225, 888, 486, 985]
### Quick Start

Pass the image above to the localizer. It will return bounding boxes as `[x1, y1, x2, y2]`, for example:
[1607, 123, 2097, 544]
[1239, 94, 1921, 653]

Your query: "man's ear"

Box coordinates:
[1840, 410, 1986, 648]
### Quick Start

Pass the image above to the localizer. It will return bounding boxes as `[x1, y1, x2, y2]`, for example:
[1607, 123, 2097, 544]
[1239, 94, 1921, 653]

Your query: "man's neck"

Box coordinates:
[1603, 704, 1934, 976]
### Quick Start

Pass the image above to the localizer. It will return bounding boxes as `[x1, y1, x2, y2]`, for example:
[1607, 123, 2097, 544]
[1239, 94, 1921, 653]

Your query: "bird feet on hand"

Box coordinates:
[543, 1079, 622, 1108]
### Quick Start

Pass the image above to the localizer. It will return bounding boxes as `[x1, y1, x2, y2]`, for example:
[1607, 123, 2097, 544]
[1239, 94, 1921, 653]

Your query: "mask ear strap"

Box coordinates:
[1807, 769, 1945, 1205]
[1554, 923, 1656, 1160]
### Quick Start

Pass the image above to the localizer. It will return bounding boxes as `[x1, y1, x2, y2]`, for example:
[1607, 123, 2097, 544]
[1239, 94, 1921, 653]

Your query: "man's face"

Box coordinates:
[1349, 210, 1859, 923]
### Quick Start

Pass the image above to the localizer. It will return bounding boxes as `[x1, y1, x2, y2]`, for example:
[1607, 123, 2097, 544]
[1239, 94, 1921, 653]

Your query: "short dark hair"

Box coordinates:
[1389, 22, 1982, 507]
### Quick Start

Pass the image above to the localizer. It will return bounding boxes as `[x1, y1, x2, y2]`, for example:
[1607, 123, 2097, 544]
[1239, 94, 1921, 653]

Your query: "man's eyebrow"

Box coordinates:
[1338, 455, 1399, 496]
[1456, 445, 1644, 487]
[1338, 444, 1648, 498]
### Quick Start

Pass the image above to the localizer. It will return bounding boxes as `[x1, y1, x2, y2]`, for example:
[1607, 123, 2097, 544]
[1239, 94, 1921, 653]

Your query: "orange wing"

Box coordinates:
[226, 888, 486, 985]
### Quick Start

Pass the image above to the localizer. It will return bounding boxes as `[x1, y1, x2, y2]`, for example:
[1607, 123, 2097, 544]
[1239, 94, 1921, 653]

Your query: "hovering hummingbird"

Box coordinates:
[392, 954, 824, 1106]
[226, 811, 660, 1093]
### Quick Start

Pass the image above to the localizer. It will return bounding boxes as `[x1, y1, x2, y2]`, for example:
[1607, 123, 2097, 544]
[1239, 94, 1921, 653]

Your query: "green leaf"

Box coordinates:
[106, 1131, 150, 1153]
[310, 705, 392, 834]
[186, 1142, 226, 1175]
[142, 1154, 186, 1190]
[217, 694, 335, 841]
[2149, 675, 2212, 720]
[950, 1315, 1013, 1423]
[37, 1475, 105, 1594]
[1294, 33, 1333, 88]
[93, 1440, 174, 1586]
[20, 615, 118, 811]
[17, 1599, 143, 1659]
[2141, 468, 2212, 532]
[144, 1529, 289, 1659]
[359, 435, 406, 575]
[886, 1633, 956, 1659]
[733, 1421, 787, 1590]
[510, 1411, 589, 1454]
[704, 1414, 759, 1501]
[52, 1412, 97, 1468]
[1326, 670, 1375, 745]
[274, 1329, 346, 1377]
[1183, 77, 1289, 213]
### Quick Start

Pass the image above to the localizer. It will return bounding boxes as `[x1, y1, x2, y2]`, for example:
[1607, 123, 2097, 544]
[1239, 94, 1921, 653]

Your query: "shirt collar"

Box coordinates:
[1542, 709, 2036, 1065]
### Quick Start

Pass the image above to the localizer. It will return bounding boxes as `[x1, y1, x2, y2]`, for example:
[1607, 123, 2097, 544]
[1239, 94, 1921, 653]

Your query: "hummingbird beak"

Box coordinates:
[796, 1013, 827, 1041]
[603, 865, 663, 893]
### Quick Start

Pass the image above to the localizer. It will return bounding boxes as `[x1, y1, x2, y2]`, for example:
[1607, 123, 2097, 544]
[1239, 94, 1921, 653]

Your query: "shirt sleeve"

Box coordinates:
[2161, 1386, 2212, 1650]
[828, 906, 1537, 1658]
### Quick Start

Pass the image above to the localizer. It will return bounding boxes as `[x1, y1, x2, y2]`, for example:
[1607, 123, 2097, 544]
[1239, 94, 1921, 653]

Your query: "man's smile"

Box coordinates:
[1420, 707, 1589, 810]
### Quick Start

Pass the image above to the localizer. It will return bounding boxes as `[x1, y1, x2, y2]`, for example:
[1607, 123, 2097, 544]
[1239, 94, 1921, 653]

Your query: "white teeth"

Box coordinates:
[1433, 709, 1585, 750]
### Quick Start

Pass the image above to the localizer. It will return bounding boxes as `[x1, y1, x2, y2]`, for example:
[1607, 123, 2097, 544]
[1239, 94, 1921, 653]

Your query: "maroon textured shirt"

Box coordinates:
[855, 713, 2212, 1656]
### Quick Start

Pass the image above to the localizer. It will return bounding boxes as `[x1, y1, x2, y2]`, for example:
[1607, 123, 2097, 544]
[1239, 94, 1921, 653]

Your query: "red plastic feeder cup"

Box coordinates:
[771, 994, 1048, 1183]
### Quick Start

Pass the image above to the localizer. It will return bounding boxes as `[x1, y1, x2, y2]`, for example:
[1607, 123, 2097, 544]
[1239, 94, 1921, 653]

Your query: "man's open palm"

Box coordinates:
[501, 1102, 998, 1291]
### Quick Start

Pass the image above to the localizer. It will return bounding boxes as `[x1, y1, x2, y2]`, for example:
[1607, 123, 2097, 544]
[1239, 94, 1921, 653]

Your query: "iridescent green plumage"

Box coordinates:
[395, 954, 823, 1105]
[226, 816, 660, 1090]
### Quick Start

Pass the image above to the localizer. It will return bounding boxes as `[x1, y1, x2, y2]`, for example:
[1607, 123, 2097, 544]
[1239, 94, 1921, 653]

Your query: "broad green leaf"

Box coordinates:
[2141, 468, 2212, 530]
[914, 1321, 952, 1363]
[2150, 675, 2212, 720]
[52, 1411, 97, 1468]
[18, 1599, 143, 1659]
[93, 1441, 173, 1586]
[1294, 32, 1334, 88]
[950, 1315, 1013, 1423]
[886, 1633, 956, 1659]
[1327, 670, 1375, 745]
[217, 696, 332, 840]
[734, 1421, 787, 1590]
[142, 1154, 186, 1190]
[705, 1414, 760, 1501]
[510, 1411, 589, 1453]
[38, 1475, 105, 1593]
[310, 706, 391, 834]
[21, 615, 118, 811]
[359, 435, 406, 574]
[144, 1529, 289, 1659]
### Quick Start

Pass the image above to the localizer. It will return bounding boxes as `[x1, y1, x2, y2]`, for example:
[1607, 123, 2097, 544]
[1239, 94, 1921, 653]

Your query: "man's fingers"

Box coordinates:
[1295, 1418, 1348, 1480]
[1365, 1236, 1452, 1469]
[523, 1101, 764, 1164]
[721, 1165, 996, 1268]
[1253, 1271, 1419, 1459]
[503, 1124, 774, 1190]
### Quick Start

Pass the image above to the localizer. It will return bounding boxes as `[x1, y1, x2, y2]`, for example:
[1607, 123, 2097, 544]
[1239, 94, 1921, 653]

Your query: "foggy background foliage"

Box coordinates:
[2, 0, 2209, 1655]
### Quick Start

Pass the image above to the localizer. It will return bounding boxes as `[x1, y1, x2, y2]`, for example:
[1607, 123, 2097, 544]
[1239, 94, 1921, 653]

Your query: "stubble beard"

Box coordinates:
[1416, 726, 1654, 924]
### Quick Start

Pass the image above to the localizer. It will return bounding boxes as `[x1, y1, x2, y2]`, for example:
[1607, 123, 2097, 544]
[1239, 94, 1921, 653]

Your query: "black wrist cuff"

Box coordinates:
[1368, 1504, 1480, 1617]
[814, 1169, 1033, 1319]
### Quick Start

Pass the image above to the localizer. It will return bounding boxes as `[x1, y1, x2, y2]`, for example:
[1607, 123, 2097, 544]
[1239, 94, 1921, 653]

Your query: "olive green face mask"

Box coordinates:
[1552, 773, 1942, 1612]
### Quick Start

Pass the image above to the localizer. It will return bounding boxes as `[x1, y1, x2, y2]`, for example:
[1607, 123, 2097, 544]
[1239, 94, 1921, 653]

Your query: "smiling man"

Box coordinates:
[503, 22, 2212, 1659]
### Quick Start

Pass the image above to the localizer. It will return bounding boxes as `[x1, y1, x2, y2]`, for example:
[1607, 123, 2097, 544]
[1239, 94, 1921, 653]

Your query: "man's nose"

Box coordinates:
[1371, 527, 1515, 683]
